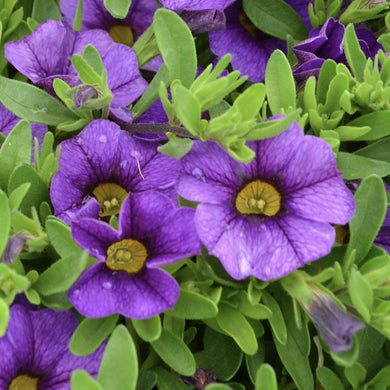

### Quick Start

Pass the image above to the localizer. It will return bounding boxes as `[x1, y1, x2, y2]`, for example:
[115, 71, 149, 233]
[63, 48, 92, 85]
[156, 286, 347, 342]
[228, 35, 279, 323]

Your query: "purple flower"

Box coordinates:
[292, 17, 383, 81]
[0, 304, 105, 388]
[60, 0, 158, 46]
[177, 122, 355, 281]
[304, 293, 364, 352]
[208, 0, 287, 82]
[5, 20, 148, 122]
[50, 119, 179, 224]
[68, 191, 200, 318]
[373, 184, 390, 253]
[160, 0, 235, 11]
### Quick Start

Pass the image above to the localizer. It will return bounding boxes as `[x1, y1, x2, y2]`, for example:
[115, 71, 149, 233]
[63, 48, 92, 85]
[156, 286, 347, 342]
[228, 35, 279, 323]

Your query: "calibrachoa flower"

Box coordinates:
[303, 291, 364, 352]
[177, 122, 355, 281]
[50, 119, 179, 224]
[68, 191, 200, 318]
[0, 304, 105, 389]
[60, 0, 158, 46]
[5, 19, 148, 122]
[293, 17, 383, 81]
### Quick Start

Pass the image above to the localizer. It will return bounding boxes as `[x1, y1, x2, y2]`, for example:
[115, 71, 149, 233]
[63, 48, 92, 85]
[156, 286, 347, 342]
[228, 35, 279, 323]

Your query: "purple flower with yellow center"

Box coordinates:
[292, 17, 383, 81]
[208, 0, 287, 82]
[60, 0, 158, 47]
[50, 119, 179, 224]
[177, 122, 355, 281]
[0, 304, 105, 389]
[303, 291, 364, 352]
[5, 19, 147, 122]
[68, 191, 200, 318]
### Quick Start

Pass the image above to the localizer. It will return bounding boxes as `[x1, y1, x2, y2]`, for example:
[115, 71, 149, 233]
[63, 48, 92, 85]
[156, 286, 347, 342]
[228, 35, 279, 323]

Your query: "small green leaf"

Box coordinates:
[349, 269, 373, 322]
[153, 9, 196, 88]
[345, 175, 387, 263]
[344, 362, 367, 389]
[265, 50, 296, 115]
[262, 291, 287, 345]
[0, 299, 10, 336]
[348, 111, 390, 141]
[243, 0, 307, 41]
[71, 370, 104, 390]
[255, 364, 277, 390]
[98, 325, 138, 390]
[157, 132, 193, 160]
[103, 0, 131, 19]
[33, 251, 89, 296]
[132, 315, 161, 342]
[0, 191, 10, 259]
[216, 303, 258, 355]
[0, 76, 79, 125]
[337, 152, 390, 180]
[0, 120, 31, 191]
[31, 0, 61, 22]
[45, 216, 84, 258]
[316, 367, 345, 390]
[166, 289, 218, 319]
[70, 315, 119, 356]
[151, 328, 196, 376]
[344, 24, 367, 82]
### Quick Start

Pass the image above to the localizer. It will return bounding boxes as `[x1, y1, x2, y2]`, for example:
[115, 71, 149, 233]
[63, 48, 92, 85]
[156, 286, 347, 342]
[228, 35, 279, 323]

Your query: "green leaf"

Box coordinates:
[72, 370, 104, 390]
[255, 364, 277, 390]
[337, 152, 390, 180]
[0, 299, 10, 336]
[45, 216, 84, 258]
[346, 175, 387, 264]
[344, 362, 366, 389]
[368, 366, 390, 387]
[317, 60, 337, 104]
[151, 328, 196, 376]
[31, 0, 61, 22]
[8, 164, 50, 217]
[343, 24, 366, 82]
[348, 111, 390, 141]
[131, 315, 161, 342]
[265, 50, 296, 115]
[33, 251, 89, 296]
[234, 83, 265, 121]
[0, 120, 31, 191]
[349, 269, 373, 322]
[355, 136, 390, 162]
[0, 191, 10, 259]
[132, 64, 170, 120]
[324, 73, 349, 113]
[316, 367, 344, 390]
[216, 303, 258, 355]
[153, 367, 190, 390]
[200, 327, 243, 381]
[70, 315, 119, 356]
[71, 53, 103, 86]
[0, 76, 79, 125]
[98, 325, 138, 390]
[72, 0, 83, 31]
[166, 289, 218, 319]
[243, 0, 307, 41]
[103, 0, 131, 19]
[153, 9, 196, 88]
[157, 132, 193, 160]
[172, 84, 201, 136]
[262, 291, 287, 345]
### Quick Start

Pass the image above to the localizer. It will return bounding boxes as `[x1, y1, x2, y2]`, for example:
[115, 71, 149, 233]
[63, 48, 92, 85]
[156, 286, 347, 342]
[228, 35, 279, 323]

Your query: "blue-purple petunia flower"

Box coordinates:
[68, 191, 201, 318]
[304, 291, 364, 353]
[0, 304, 105, 389]
[60, 0, 158, 46]
[177, 122, 355, 281]
[292, 17, 383, 81]
[5, 19, 148, 122]
[50, 119, 179, 224]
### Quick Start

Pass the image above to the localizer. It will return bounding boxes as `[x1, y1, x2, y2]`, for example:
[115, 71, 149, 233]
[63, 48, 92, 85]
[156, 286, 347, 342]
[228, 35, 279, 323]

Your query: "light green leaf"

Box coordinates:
[72, 370, 104, 390]
[103, 0, 131, 19]
[153, 9, 196, 88]
[343, 24, 367, 82]
[98, 325, 138, 390]
[70, 315, 119, 356]
[0, 191, 10, 259]
[255, 364, 277, 390]
[131, 315, 161, 342]
[349, 269, 373, 322]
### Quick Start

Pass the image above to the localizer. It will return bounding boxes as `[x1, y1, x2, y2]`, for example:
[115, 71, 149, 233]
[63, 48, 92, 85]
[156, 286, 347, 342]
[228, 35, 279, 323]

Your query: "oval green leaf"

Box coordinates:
[131, 315, 161, 342]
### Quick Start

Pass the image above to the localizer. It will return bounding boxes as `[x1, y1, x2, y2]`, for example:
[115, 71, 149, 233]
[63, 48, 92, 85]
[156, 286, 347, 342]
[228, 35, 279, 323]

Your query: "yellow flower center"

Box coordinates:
[9, 374, 39, 390]
[235, 180, 281, 216]
[238, 12, 257, 39]
[106, 239, 148, 274]
[109, 24, 134, 46]
[92, 183, 128, 217]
